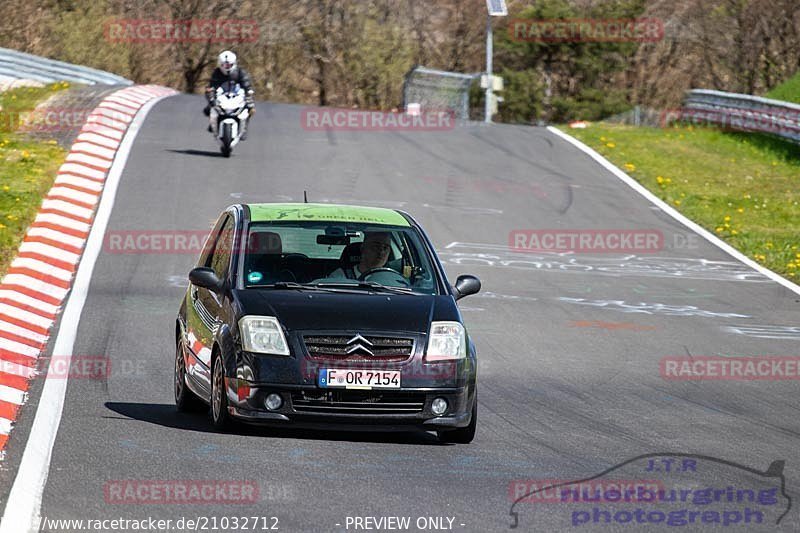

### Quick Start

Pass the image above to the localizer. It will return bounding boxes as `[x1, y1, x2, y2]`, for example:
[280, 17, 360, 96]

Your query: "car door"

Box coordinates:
[186, 214, 235, 395]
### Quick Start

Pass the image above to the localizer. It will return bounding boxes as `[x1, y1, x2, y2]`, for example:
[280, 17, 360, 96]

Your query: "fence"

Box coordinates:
[402, 66, 480, 121]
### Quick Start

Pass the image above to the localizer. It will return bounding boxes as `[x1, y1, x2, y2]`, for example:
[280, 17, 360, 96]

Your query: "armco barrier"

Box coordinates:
[681, 89, 800, 144]
[0, 47, 132, 86]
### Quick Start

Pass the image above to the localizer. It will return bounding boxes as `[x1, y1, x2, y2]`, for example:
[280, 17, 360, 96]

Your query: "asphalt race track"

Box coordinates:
[4, 95, 800, 531]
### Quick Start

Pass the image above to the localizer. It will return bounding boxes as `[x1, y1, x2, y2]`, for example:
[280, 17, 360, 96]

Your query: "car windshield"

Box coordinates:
[242, 221, 439, 295]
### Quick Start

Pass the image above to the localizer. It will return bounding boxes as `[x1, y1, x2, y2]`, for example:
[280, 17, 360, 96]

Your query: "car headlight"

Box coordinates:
[239, 316, 290, 355]
[425, 321, 466, 361]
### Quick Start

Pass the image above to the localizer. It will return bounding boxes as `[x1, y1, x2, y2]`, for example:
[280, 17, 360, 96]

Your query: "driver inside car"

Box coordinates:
[329, 232, 392, 279]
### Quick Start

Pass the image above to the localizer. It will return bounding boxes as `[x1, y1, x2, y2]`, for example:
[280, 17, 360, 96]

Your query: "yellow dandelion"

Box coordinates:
[724, 215, 731, 222]
[624, 163, 636, 171]
[737, 208, 744, 213]
[674, 200, 681, 206]
[2, 185, 9, 192]
[715, 227, 724, 233]
[606, 142, 616, 148]
[731, 229, 738, 235]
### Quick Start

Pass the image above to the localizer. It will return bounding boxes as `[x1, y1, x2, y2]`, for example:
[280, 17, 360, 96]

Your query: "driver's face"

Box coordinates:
[360, 234, 391, 270]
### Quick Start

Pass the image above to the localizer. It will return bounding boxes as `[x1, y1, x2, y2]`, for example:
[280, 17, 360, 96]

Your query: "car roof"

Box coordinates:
[245, 203, 411, 227]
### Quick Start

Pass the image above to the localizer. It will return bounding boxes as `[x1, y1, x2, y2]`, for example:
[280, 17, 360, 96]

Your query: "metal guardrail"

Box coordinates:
[0, 47, 132, 86]
[681, 89, 800, 144]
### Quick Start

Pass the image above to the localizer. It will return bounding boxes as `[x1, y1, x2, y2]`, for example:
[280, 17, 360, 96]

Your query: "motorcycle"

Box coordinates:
[208, 81, 250, 157]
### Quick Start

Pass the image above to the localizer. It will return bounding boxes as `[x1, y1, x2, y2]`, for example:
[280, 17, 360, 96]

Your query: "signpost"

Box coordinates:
[484, 0, 508, 123]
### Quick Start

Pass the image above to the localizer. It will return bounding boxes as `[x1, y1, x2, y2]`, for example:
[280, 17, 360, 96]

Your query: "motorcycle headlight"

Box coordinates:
[425, 321, 466, 361]
[239, 316, 290, 355]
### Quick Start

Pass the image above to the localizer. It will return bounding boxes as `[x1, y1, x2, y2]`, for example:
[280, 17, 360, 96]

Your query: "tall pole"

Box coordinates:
[485, 14, 493, 124]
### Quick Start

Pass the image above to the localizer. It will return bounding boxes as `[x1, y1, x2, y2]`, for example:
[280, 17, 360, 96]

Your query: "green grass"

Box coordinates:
[560, 123, 800, 280]
[1, 82, 71, 277]
[765, 72, 800, 104]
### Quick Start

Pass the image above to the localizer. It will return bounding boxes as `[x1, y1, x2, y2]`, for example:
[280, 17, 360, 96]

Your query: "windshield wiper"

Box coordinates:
[249, 282, 344, 293]
[315, 281, 417, 295]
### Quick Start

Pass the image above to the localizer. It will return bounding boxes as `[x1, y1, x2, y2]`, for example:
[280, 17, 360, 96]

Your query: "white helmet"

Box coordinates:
[218, 50, 237, 75]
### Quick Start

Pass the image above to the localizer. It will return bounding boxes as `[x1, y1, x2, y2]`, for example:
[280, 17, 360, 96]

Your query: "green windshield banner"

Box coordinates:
[248, 203, 410, 227]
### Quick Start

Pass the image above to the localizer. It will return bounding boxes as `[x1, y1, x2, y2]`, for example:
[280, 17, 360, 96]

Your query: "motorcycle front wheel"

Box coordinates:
[220, 122, 232, 158]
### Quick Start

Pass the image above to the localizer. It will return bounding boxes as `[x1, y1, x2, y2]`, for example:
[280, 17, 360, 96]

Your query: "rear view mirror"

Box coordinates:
[453, 275, 481, 300]
[317, 235, 351, 246]
[189, 267, 223, 293]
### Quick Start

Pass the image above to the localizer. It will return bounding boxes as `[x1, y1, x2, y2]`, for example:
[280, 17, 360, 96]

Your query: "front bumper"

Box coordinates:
[225, 383, 475, 431]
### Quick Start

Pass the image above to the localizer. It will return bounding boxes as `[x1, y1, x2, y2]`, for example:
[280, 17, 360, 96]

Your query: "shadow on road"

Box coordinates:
[165, 149, 224, 158]
[104, 402, 446, 446]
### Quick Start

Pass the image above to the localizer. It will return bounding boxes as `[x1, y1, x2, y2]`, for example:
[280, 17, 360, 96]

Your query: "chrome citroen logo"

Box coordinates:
[345, 334, 374, 356]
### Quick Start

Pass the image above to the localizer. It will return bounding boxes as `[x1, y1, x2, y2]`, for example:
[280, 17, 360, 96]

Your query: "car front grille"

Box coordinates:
[291, 390, 425, 415]
[303, 335, 414, 363]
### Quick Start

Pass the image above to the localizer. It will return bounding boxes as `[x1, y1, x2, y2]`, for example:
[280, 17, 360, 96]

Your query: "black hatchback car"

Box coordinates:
[175, 203, 481, 443]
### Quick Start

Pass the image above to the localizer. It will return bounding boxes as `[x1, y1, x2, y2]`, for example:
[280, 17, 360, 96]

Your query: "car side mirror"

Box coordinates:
[189, 267, 223, 293]
[453, 275, 481, 300]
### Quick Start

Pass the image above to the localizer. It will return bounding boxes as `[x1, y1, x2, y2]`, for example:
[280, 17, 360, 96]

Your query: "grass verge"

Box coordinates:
[560, 123, 800, 280]
[1, 82, 71, 276]
[765, 72, 800, 104]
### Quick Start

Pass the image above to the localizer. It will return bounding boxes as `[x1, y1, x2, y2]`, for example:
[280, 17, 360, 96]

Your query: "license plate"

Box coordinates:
[318, 369, 401, 389]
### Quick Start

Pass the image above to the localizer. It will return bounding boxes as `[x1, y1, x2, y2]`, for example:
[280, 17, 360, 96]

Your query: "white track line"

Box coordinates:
[0, 92, 172, 533]
[547, 126, 800, 297]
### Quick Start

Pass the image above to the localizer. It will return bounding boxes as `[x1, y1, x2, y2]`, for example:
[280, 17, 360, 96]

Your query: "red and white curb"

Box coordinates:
[0, 84, 177, 457]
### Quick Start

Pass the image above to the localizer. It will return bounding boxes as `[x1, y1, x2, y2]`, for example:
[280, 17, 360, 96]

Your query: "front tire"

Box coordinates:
[211, 356, 232, 430]
[438, 399, 477, 444]
[175, 341, 206, 412]
[220, 123, 232, 158]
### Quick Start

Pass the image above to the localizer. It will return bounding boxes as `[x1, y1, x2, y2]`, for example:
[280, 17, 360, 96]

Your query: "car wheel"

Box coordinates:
[211, 356, 232, 430]
[438, 399, 477, 444]
[175, 341, 206, 412]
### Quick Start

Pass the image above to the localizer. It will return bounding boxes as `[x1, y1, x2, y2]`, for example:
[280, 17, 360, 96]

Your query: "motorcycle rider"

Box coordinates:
[203, 50, 255, 140]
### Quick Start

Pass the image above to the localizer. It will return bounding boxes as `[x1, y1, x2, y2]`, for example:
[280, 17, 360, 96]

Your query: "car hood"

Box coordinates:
[235, 290, 459, 333]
